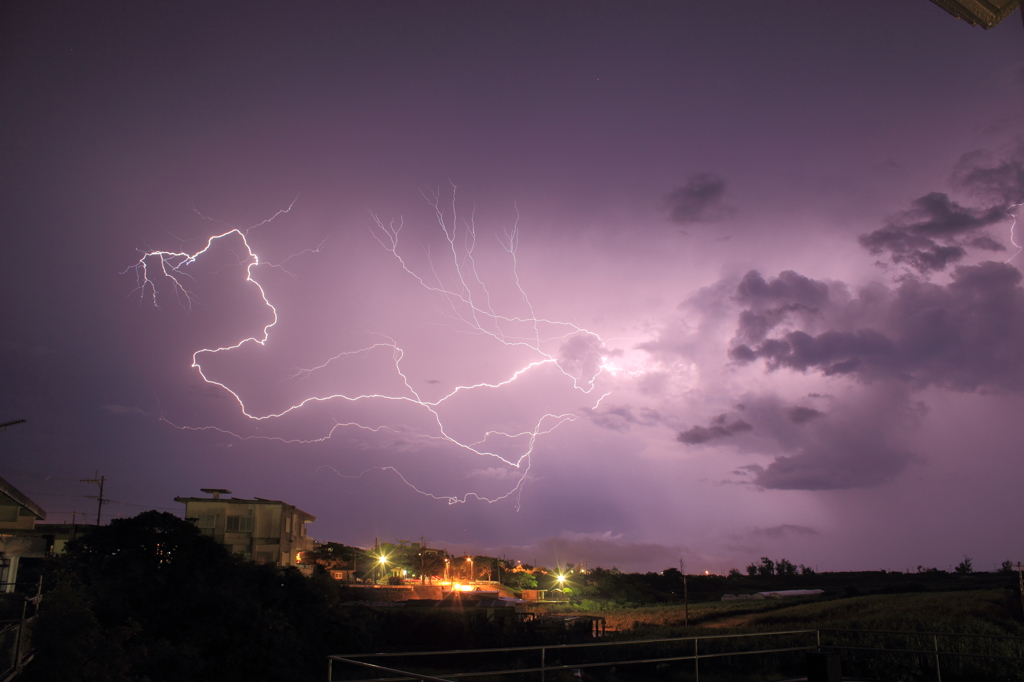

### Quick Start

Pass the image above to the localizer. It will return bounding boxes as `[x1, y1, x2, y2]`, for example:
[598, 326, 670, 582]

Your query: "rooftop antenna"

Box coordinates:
[0, 419, 26, 432]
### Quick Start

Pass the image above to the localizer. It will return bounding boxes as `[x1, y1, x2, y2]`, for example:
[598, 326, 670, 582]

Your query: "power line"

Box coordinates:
[80, 472, 107, 525]
[0, 464, 101, 483]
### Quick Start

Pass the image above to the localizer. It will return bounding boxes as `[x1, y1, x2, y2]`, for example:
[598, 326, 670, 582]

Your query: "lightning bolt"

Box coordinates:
[127, 189, 612, 508]
[1006, 203, 1022, 264]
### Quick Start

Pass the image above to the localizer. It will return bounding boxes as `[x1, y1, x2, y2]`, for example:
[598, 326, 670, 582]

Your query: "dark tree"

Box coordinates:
[26, 511, 367, 682]
[776, 558, 797, 576]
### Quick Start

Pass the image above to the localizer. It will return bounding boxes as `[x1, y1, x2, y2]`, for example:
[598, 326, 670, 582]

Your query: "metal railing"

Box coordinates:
[330, 629, 819, 682]
[329, 627, 1024, 682]
[819, 628, 1024, 682]
[0, 616, 35, 682]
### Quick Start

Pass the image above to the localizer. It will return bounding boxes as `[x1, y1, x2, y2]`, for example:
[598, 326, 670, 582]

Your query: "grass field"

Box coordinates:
[532, 590, 1024, 681]
[537, 588, 1024, 635]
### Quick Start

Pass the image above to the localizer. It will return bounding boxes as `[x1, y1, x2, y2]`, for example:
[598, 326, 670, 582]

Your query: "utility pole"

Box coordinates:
[80, 473, 107, 525]
[684, 575, 689, 627]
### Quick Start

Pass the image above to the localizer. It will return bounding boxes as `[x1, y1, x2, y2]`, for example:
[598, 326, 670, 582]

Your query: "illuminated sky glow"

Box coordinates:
[3, 2, 1024, 573]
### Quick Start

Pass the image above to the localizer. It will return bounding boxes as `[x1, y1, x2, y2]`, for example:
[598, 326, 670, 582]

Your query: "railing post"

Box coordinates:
[541, 646, 545, 682]
[694, 637, 699, 682]
[816, 629, 821, 651]
[13, 601, 26, 673]
[327, 656, 332, 682]
[933, 634, 941, 682]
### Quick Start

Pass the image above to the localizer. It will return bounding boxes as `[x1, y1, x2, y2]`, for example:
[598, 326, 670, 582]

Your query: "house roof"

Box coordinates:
[0, 474, 46, 521]
[174, 492, 315, 521]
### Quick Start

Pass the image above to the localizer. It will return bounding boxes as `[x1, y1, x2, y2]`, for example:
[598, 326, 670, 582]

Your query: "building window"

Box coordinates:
[226, 515, 253, 532]
[0, 507, 19, 523]
[256, 551, 275, 565]
[196, 514, 217, 529]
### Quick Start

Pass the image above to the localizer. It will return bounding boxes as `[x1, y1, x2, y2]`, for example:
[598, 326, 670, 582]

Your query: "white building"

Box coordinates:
[0, 475, 47, 593]
[175, 488, 315, 572]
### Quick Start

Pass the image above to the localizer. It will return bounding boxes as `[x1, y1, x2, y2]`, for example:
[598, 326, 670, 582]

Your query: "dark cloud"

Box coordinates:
[858, 193, 1003, 273]
[952, 148, 1024, 206]
[785, 406, 824, 424]
[735, 270, 831, 309]
[858, 150, 1023, 273]
[747, 436, 914, 491]
[732, 271, 834, 345]
[730, 261, 1024, 392]
[663, 173, 733, 224]
[678, 414, 753, 445]
[731, 390, 918, 491]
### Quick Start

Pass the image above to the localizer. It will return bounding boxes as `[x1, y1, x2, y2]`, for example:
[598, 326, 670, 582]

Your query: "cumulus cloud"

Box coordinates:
[678, 414, 753, 445]
[557, 332, 611, 387]
[859, 149, 1023, 273]
[952, 147, 1024, 206]
[734, 270, 831, 309]
[729, 261, 1024, 392]
[663, 173, 734, 224]
[734, 388, 919, 490]
[644, 149, 1024, 493]
[859, 193, 1005, 273]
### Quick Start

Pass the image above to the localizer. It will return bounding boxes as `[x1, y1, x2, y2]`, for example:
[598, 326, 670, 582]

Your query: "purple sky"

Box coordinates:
[3, 2, 1024, 574]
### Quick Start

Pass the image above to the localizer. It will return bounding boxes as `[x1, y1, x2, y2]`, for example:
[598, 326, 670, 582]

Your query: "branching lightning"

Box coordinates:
[1006, 203, 1022, 264]
[127, 189, 613, 507]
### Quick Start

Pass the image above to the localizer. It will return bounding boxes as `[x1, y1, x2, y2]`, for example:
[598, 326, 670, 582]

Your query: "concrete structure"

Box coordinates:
[0, 475, 47, 593]
[929, 0, 1021, 29]
[175, 488, 315, 572]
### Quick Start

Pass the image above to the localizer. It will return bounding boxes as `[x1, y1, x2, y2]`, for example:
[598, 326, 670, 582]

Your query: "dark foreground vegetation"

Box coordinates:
[9, 511, 1024, 681]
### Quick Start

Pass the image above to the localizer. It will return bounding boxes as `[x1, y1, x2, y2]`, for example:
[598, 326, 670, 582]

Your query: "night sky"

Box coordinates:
[3, 2, 1024, 574]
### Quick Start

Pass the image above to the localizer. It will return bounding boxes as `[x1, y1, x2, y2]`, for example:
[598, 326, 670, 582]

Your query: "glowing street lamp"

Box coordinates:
[378, 555, 387, 584]
[467, 557, 474, 582]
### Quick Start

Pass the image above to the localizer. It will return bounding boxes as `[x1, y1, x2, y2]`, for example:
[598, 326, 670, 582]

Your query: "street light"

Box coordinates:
[467, 557, 474, 583]
[555, 573, 567, 601]
[378, 555, 387, 584]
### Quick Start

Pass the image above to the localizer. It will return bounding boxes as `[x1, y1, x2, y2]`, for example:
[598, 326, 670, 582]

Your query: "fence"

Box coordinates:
[329, 628, 1024, 682]
[0, 615, 34, 682]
